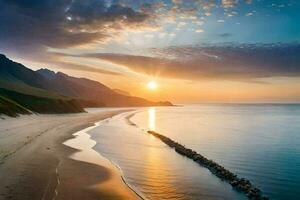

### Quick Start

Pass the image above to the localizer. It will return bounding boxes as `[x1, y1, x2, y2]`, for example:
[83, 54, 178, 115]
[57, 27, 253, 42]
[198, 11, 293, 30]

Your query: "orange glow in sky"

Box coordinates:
[147, 81, 158, 91]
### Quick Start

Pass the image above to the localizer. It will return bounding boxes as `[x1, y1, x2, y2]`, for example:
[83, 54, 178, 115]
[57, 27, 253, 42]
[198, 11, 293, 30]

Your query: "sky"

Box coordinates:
[0, 0, 300, 103]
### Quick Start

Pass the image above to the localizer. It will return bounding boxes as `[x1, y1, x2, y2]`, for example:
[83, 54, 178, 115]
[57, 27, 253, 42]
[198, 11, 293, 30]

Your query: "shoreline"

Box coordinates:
[0, 110, 141, 200]
[106, 154, 147, 200]
[63, 119, 144, 200]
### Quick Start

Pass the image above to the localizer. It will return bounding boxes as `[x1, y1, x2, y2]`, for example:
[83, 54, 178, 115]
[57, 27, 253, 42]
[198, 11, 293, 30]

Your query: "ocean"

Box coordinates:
[88, 104, 300, 200]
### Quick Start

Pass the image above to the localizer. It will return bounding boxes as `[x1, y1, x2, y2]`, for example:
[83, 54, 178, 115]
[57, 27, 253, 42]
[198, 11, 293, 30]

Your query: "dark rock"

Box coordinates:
[147, 130, 268, 200]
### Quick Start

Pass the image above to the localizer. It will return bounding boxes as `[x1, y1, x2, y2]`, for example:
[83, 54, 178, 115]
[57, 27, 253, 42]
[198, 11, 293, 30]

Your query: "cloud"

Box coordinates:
[172, 0, 182, 5]
[0, 0, 254, 54]
[75, 43, 300, 81]
[221, 0, 254, 8]
[222, 0, 238, 8]
[195, 29, 204, 33]
[50, 60, 122, 76]
[218, 33, 232, 38]
[0, 0, 154, 51]
[0, 0, 161, 75]
[39, 52, 122, 75]
[0, 0, 258, 77]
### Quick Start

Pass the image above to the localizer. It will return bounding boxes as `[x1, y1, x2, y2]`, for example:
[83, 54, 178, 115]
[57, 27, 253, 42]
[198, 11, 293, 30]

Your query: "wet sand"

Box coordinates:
[0, 110, 140, 200]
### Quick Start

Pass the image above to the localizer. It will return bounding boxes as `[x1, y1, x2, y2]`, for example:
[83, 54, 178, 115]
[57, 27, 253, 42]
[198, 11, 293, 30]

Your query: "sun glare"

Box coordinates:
[147, 81, 158, 90]
[148, 107, 156, 131]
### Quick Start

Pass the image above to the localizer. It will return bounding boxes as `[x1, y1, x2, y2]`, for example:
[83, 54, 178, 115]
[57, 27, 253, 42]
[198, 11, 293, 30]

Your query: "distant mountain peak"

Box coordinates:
[56, 71, 69, 77]
[0, 54, 11, 64]
[0, 54, 7, 59]
[36, 68, 57, 80]
[37, 68, 55, 73]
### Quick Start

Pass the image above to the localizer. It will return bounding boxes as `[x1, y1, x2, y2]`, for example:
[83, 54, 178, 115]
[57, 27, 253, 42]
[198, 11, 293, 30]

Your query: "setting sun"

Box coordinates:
[147, 81, 158, 90]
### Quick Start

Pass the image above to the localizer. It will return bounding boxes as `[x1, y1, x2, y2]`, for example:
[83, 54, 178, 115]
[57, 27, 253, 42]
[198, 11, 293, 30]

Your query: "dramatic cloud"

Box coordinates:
[77, 43, 300, 81]
[1, 0, 298, 80]
[0, 0, 160, 75]
[0, 0, 152, 50]
[0, 0, 255, 52]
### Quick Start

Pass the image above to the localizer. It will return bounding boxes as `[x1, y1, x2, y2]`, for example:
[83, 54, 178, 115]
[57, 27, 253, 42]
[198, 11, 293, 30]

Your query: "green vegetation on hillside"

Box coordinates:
[0, 88, 84, 116]
[0, 95, 30, 117]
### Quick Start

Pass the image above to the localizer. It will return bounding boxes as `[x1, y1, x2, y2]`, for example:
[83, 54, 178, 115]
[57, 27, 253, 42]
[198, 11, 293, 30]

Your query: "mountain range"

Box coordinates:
[0, 54, 172, 117]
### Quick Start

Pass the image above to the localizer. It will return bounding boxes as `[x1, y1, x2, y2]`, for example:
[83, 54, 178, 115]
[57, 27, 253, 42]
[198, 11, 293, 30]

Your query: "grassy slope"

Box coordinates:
[0, 78, 86, 116]
[0, 79, 65, 99]
[0, 55, 85, 116]
[0, 95, 30, 117]
[0, 88, 84, 116]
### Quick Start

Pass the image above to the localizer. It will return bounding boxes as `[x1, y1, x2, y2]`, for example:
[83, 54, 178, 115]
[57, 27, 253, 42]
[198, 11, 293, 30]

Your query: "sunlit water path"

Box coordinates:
[131, 104, 300, 200]
[86, 104, 300, 200]
[89, 111, 246, 200]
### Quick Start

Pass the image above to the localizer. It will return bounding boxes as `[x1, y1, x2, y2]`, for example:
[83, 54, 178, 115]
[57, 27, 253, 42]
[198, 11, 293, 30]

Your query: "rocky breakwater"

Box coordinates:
[148, 131, 269, 200]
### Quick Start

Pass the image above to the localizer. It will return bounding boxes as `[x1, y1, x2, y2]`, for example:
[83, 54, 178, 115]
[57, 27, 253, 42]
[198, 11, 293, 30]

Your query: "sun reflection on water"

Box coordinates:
[148, 107, 156, 131]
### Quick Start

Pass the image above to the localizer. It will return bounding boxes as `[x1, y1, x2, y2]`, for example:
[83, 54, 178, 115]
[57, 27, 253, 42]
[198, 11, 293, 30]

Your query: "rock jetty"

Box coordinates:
[148, 130, 269, 200]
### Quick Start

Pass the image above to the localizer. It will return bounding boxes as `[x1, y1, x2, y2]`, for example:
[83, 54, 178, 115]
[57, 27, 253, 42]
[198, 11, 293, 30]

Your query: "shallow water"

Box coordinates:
[89, 112, 246, 200]
[130, 104, 300, 200]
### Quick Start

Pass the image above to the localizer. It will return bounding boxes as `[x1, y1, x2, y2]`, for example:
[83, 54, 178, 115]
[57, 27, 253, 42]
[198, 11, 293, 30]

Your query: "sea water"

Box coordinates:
[89, 104, 300, 200]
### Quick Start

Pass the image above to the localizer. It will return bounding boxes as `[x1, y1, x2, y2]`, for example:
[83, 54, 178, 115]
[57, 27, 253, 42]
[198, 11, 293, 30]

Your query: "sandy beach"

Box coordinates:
[0, 110, 140, 200]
